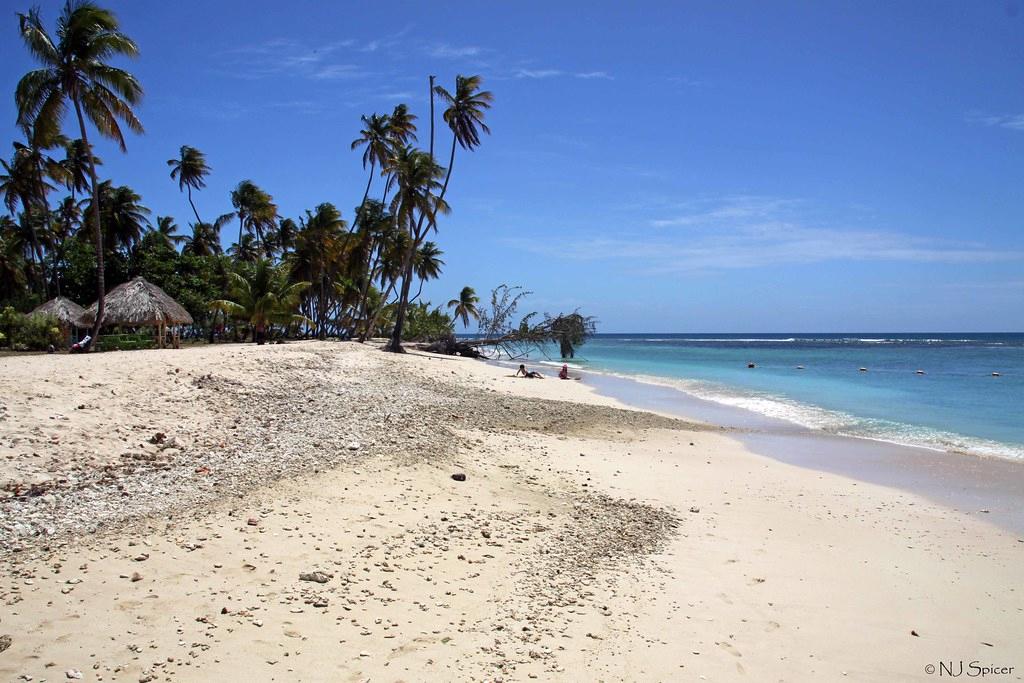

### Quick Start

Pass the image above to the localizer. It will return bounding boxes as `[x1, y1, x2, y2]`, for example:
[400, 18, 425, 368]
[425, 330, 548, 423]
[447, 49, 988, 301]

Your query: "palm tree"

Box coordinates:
[381, 104, 418, 205]
[229, 180, 277, 258]
[60, 138, 99, 201]
[410, 241, 444, 303]
[167, 145, 210, 225]
[16, 1, 144, 344]
[288, 203, 347, 337]
[351, 200, 394, 340]
[277, 217, 298, 257]
[351, 113, 391, 231]
[210, 259, 309, 345]
[228, 233, 260, 263]
[447, 286, 480, 329]
[91, 181, 149, 256]
[50, 194, 83, 295]
[384, 146, 449, 352]
[0, 218, 29, 296]
[432, 75, 493, 215]
[0, 138, 66, 295]
[152, 215, 183, 249]
[182, 217, 227, 257]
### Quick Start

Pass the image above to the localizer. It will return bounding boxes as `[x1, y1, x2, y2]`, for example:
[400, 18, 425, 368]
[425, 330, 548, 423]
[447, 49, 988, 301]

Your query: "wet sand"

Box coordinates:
[587, 370, 1024, 533]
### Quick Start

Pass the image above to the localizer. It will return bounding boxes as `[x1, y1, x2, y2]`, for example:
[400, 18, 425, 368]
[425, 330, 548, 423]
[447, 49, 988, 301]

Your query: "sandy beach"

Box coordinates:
[0, 341, 1021, 682]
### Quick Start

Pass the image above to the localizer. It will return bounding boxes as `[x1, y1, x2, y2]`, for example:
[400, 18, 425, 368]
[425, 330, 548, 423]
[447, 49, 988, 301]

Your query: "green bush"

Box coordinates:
[1, 306, 22, 349]
[15, 313, 63, 351]
[402, 302, 454, 342]
[0, 307, 64, 351]
[97, 332, 155, 352]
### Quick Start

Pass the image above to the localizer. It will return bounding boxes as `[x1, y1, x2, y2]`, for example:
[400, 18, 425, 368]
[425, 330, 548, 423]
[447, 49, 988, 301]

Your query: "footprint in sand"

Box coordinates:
[716, 592, 733, 605]
[718, 641, 742, 657]
[764, 620, 781, 632]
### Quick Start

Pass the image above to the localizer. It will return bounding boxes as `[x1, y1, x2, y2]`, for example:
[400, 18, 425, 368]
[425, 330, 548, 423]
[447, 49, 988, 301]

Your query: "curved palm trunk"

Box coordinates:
[360, 269, 398, 343]
[385, 259, 414, 352]
[429, 75, 436, 161]
[386, 218, 418, 353]
[354, 239, 386, 340]
[350, 160, 375, 235]
[74, 98, 105, 347]
[351, 172, 396, 338]
[389, 135, 457, 351]
[19, 199, 48, 298]
[186, 184, 202, 225]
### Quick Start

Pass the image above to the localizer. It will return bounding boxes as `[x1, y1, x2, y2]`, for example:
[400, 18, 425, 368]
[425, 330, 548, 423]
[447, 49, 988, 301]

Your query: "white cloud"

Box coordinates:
[514, 68, 613, 80]
[515, 68, 564, 79]
[966, 111, 1024, 131]
[506, 196, 1022, 273]
[427, 43, 483, 58]
[311, 64, 365, 80]
[651, 196, 803, 227]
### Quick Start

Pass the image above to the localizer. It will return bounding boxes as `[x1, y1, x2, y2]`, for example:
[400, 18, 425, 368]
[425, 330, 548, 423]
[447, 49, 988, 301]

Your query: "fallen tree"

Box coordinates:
[421, 285, 596, 360]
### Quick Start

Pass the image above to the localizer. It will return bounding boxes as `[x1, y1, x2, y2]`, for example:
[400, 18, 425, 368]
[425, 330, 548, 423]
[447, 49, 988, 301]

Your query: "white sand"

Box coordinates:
[0, 341, 1020, 681]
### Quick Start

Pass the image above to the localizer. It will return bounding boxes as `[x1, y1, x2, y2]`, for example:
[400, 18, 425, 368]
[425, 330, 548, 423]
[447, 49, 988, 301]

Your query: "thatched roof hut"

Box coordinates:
[79, 277, 193, 328]
[30, 296, 87, 328]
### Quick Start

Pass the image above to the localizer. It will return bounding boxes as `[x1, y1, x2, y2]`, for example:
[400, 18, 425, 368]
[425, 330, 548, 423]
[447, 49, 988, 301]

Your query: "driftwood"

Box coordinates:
[420, 336, 485, 358]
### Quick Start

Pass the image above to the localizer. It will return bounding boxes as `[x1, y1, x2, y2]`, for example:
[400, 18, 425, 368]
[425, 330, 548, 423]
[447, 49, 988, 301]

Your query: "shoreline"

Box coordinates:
[1, 341, 1022, 681]
[574, 367, 1024, 534]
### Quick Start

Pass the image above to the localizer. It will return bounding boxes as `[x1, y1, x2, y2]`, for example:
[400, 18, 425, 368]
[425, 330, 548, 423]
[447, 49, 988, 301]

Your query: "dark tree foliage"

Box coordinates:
[459, 284, 597, 359]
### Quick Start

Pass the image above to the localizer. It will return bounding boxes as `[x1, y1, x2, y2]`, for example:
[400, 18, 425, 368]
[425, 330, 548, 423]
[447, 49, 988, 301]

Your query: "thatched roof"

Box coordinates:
[30, 297, 88, 328]
[79, 277, 194, 327]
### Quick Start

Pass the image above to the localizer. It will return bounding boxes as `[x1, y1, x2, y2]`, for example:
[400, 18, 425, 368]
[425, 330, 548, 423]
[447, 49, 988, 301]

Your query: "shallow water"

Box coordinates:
[536, 333, 1024, 460]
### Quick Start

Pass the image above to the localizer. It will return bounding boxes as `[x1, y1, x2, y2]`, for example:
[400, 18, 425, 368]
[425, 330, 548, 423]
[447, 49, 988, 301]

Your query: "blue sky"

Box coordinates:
[2, 0, 1022, 332]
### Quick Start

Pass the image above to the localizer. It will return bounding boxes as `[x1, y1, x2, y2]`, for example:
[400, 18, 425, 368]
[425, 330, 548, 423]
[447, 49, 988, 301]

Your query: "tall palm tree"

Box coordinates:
[50, 194, 83, 296]
[0, 222, 29, 298]
[277, 217, 298, 257]
[432, 75, 493, 214]
[16, 1, 144, 343]
[288, 203, 347, 337]
[350, 113, 391, 232]
[388, 104, 419, 147]
[210, 259, 309, 345]
[182, 217, 227, 257]
[60, 138, 98, 201]
[382, 76, 493, 351]
[228, 233, 260, 263]
[351, 200, 394, 340]
[381, 104, 418, 205]
[229, 180, 277, 258]
[0, 138, 66, 295]
[152, 215, 183, 249]
[447, 286, 480, 329]
[384, 146, 449, 352]
[410, 241, 444, 303]
[91, 181, 149, 256]
[167, 145, 210, 225]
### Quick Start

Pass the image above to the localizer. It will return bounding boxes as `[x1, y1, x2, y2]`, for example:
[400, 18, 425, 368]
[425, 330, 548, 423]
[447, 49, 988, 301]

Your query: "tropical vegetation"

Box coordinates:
[2, 1, 593, 358]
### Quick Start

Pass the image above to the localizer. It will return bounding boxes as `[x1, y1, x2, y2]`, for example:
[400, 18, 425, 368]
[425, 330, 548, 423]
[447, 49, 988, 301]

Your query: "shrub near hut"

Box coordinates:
[0, 307, 62, 350]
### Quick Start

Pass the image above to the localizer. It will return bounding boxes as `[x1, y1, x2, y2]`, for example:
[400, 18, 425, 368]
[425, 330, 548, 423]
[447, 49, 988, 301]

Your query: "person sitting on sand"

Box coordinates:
[515, 364, 544, 379]
[559, 364, 569, 380]
[70, 335, 92, 354]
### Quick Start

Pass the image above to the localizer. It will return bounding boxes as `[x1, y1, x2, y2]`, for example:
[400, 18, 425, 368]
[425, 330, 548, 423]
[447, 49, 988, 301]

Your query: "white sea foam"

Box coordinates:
[538, 360, 585, 370]
[584, 367, 1024, 461]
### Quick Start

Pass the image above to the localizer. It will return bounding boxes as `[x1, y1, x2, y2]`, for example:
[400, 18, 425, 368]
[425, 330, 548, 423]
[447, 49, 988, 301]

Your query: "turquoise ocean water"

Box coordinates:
[527, 334, 1024, 460]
